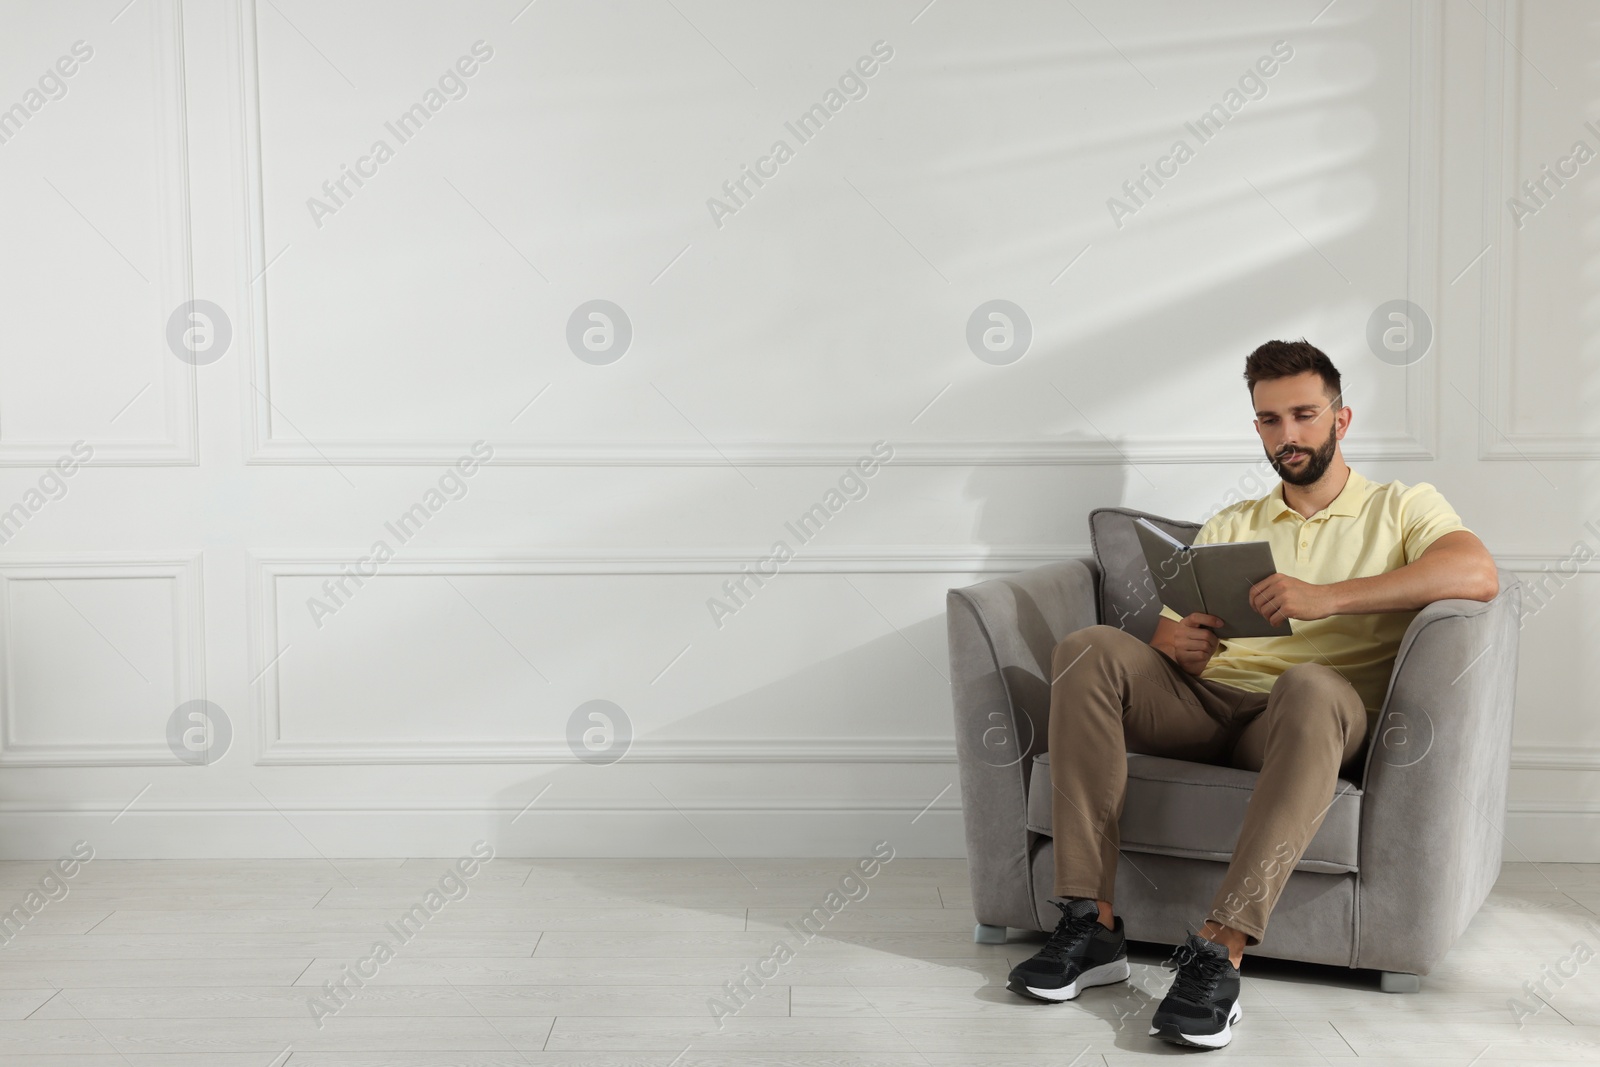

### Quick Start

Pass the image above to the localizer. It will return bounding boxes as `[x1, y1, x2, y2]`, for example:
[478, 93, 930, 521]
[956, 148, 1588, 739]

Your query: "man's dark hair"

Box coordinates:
[1243, 338, 1343, 409]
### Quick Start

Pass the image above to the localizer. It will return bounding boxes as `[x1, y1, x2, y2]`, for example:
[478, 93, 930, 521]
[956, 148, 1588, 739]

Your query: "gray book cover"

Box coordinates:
[1134, 517, 1294, 640]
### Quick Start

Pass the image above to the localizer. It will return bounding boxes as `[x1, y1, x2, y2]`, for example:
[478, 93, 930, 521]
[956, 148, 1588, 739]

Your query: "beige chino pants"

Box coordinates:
[1047, 623, 1368, 945]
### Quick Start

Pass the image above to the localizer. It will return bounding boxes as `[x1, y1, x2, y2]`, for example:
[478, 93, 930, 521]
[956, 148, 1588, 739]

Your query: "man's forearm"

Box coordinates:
[1330, 547, 1498, 614]
[1148, 615, 1179, 661]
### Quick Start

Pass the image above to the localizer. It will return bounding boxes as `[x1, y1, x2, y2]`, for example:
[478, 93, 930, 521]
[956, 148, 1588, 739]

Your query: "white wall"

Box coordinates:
[0, 0, 1592, 860]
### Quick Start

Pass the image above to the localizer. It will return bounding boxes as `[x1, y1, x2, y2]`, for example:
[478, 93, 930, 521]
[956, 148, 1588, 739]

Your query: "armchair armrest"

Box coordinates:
[946, 556, 1101, 930]
[1354, 567, 1524, 974]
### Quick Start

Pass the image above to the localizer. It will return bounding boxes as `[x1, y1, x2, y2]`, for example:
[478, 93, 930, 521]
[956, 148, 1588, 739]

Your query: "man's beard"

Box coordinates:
[1269, 422, 1337, 486]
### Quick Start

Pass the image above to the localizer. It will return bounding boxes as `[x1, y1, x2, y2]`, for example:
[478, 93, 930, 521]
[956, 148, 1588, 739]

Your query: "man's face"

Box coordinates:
[1252, 371, 1346, 487]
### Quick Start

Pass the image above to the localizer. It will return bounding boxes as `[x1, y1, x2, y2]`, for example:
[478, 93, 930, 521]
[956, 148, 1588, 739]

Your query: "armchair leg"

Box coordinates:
[1380, 971, 1420, 993]
[974, 923, 1007, 944]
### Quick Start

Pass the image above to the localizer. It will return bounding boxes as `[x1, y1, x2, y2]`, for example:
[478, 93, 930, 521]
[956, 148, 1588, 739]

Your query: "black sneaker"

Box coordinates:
[1006, 898, 1130, 1002]
[1149, 932, 1242, 1049]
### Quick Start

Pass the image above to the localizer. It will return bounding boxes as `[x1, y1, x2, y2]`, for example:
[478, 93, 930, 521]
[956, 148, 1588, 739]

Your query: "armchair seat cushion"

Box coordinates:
[1025, 752, 1363, 874]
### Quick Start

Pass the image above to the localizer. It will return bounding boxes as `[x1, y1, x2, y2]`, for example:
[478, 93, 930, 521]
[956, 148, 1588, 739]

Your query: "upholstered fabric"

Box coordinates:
[947, 544, 1524, 978]
[1025, 752, 1363, 873]
[1030, 844, 1359, 968]
[946, 559, 1100, 933]
[1354, 578, 1525, 974]
[1088, 506, 1199, 643]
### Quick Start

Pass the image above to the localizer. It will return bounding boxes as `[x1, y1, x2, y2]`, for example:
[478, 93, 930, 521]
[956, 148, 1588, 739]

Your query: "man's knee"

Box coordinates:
[1051, 624, 1131, 676]
[1268, 663, 1365, 732]
[1276, 662, 1350, 693]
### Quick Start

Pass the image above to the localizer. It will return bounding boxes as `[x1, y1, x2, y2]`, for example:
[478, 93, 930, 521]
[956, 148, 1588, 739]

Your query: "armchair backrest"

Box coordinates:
[1088, 506, 1200, 643]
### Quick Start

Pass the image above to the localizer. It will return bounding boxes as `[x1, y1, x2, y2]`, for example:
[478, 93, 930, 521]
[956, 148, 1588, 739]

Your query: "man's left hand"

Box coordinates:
[1248, 573, 1339, 625]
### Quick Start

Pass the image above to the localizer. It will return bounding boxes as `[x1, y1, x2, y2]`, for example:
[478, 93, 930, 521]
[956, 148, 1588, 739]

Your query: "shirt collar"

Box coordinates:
[1267, 467, 1371, 521]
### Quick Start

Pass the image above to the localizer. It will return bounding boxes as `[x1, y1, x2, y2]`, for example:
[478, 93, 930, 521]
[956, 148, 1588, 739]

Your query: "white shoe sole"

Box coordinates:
[1150, 1001, 1243, 1048]
[1011, 956, 1131, 1002]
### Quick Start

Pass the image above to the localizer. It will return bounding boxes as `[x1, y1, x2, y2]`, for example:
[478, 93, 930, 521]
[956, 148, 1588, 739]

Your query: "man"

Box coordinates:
[1006, 339, 1498, 1049]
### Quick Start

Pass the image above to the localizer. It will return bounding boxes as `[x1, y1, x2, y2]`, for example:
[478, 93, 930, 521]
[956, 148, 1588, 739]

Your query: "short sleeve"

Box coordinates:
[1400, 481, 1470, 564]
[1157, 511, 1227, 621]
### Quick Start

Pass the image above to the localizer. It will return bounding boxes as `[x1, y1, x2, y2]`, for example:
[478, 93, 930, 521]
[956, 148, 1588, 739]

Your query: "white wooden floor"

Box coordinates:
[0, 856, 1594, 1065]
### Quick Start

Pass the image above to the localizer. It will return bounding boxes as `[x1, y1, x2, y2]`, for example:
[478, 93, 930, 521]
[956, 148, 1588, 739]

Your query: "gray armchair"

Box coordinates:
[945, 507, 1524, 991]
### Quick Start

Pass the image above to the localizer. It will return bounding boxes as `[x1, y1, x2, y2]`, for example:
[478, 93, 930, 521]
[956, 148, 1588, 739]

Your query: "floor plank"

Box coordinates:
[0, 858, 1581, 1063]
[315, 886, 942, 909]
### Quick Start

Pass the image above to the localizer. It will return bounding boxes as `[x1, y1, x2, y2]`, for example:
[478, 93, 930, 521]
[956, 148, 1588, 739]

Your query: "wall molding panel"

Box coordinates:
[0, 554, 206, 766]
[248, 547, 1064, 766]
[2, 0, 199, 467]
[1479, 0, 1600, 460]
[235, 1, 1444, 467]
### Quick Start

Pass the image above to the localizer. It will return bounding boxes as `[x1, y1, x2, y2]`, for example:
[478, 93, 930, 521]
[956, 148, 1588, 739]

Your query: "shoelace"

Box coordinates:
[1037, 901, 1103, 961]
[1165, 941, 1230, 1003]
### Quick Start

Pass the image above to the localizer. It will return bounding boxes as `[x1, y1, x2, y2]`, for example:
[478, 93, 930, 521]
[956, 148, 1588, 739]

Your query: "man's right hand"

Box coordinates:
[1157, 612, 1227, 676]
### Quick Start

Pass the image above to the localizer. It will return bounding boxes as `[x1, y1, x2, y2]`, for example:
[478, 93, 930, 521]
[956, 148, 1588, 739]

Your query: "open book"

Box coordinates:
[1134, 517, 1293, 639]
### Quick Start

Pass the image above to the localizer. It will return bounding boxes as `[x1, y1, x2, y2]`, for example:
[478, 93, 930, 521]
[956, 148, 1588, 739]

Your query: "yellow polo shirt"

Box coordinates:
[1157, 468, 1470, 718]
